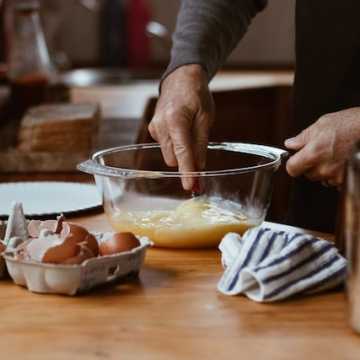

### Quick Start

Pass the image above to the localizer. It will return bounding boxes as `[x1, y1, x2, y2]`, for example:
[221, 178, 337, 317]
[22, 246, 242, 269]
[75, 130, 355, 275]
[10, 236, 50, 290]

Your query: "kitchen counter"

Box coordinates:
[0, 213, 358, 360]
[70, 70, 294, 118]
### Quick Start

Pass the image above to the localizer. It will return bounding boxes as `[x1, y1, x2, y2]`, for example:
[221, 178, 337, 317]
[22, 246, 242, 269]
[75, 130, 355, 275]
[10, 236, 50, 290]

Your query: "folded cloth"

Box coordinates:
[217, 227, 347, 302]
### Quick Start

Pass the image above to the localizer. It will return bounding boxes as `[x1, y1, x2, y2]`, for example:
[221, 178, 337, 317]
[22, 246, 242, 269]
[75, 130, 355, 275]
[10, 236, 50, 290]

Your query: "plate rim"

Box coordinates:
[0, 181, 102, 219]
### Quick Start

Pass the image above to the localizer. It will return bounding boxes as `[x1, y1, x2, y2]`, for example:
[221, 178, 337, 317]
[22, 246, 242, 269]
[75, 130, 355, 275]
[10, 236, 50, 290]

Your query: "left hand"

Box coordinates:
[285, 107, 360, 187]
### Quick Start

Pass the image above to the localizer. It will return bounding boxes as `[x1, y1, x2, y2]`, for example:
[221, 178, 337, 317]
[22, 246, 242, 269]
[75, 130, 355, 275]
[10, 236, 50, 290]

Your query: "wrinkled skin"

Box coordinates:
[148, 64, 215, 190]
[285, 107, 360, 187]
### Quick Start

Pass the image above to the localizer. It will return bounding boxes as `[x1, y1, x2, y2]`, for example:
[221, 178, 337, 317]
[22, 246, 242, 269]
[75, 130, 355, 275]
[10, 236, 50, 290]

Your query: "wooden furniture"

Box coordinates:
[0, 212, 358, 360]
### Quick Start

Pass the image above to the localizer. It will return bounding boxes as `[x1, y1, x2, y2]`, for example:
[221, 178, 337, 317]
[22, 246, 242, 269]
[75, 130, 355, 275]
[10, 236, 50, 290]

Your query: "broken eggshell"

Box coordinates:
[25, 219, 98, 265]
[26, 229, 80, 264]
[60, 222, 99, 256]
[28, 220, 58, 238]
[62, 243, 94, 265]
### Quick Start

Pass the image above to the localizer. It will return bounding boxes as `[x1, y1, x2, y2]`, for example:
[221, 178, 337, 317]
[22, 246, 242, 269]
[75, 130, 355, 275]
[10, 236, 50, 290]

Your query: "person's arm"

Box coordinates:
[149, 0, 267, 190]
[164, 0, 267, 81]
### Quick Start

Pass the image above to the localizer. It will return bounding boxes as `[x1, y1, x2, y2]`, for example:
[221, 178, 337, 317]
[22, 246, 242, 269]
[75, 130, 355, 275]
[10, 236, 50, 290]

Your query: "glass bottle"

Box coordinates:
[7, 0, 54, 116]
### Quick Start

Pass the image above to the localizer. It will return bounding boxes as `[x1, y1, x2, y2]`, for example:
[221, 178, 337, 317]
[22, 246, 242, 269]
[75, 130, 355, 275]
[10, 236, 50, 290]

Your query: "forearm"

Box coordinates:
[163, 0, 267, 81]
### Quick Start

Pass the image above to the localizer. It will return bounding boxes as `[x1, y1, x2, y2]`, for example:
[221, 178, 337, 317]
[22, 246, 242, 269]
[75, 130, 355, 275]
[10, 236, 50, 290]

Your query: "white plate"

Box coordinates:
[0, 182, 102, 218]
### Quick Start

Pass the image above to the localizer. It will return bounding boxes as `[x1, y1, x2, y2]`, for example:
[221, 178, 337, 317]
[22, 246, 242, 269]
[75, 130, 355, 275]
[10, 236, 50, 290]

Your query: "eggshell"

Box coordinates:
[28, 220, 58, 238]
[99, 232, 140, 256]
[26, 230, 79, 264]
[26, 222, 99, 264]
[62, 245, 94, 265]
[61, 223, 99, 256]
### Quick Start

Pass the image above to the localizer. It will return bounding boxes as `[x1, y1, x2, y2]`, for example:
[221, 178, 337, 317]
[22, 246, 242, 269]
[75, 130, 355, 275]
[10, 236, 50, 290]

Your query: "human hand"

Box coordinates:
[285, 107, 360, 187]
[148, 64, 215, 190]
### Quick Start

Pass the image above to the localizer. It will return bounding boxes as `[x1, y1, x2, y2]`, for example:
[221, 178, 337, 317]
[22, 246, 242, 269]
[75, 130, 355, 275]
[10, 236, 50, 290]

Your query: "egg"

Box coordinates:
[26, 229, 79, 264]
[62, 244, 94, 265]
[25, 217, 98, 264]
[99, 232, 140, 256]
[60, 222, 99, 257]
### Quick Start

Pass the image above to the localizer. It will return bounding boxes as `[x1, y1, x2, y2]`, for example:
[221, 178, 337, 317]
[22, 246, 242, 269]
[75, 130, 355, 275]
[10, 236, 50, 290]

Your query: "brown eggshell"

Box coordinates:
[61, 223, 99, 256]
[62, 245, 94, 265]
[26, 230, 79, 264]
[41, 240, 79, 264]
[0, 241, 6, 253]
[99, 232, 140, 256]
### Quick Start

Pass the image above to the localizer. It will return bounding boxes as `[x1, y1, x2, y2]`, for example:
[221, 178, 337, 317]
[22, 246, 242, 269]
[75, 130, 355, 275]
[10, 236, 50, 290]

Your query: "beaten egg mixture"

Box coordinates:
[110, 197, 257, 248]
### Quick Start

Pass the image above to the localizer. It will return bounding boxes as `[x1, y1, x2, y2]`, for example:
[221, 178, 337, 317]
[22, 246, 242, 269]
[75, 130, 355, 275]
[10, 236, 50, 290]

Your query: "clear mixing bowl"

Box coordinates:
[78, 143, 288, 248]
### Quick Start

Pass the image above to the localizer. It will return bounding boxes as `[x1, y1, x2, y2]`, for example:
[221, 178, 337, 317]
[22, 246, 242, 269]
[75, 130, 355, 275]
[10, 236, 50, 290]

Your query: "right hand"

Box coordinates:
[148, 64, 215, 190]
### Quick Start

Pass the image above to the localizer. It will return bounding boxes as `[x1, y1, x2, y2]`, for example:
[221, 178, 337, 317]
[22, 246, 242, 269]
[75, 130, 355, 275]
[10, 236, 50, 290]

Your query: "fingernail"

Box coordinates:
[285, 137, 297, 146]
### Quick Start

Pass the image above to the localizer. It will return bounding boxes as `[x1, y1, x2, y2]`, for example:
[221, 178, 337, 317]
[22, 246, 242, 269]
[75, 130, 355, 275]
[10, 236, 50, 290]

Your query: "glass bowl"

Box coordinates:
[78, 143, 288, 248]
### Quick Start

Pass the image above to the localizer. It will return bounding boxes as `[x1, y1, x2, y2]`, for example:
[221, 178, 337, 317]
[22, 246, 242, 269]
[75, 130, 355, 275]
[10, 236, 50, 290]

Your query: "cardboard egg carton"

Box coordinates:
[0, 202, 29, 279]
[0, 203, 152, 295]
[3, 236, 150, 295]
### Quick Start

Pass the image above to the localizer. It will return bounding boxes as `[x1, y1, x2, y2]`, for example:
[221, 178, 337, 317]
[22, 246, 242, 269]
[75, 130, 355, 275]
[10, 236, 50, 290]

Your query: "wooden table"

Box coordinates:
[0, 213, 359, 360]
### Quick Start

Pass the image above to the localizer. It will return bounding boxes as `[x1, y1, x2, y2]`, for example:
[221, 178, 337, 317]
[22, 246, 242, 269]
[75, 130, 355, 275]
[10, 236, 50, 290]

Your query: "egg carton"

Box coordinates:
[0, 203, 152, 294]
[3, 236, 151, 295]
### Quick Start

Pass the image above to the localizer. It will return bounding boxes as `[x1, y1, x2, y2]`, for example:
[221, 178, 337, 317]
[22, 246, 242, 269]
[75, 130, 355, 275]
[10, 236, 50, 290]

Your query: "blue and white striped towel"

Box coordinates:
[217, 227, 347, 302]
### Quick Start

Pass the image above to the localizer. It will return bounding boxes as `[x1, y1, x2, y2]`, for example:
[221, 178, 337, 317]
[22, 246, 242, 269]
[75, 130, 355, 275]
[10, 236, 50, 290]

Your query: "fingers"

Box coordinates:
[149, 109, 197, 191]
[284, 130, 307, 150]
[306, 164, 344, 186]
[147, 64, 213, 191]
[169, 116, 197, 190]
[287, 144, 345, 187]
[286, 145, 318, 177]
[149, 118, 177, 167]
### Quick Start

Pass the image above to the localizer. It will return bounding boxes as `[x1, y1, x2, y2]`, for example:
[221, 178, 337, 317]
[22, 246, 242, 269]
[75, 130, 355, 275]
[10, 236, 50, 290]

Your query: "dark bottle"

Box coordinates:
[7, 0, 54, 118]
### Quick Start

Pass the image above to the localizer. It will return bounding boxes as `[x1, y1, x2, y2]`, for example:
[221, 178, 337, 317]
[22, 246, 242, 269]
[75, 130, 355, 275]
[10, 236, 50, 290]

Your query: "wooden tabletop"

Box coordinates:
[0, 213, 359, 359]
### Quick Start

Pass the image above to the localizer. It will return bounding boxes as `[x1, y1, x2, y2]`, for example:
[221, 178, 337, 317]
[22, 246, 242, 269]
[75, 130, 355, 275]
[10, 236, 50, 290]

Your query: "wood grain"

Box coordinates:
[0, 214, 358, 360]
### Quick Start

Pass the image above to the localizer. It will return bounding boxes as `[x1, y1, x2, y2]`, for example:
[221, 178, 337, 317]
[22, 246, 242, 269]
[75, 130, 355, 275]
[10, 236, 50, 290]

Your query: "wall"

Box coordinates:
[42, 0, 295, 67]
[150, 0, 295, 66]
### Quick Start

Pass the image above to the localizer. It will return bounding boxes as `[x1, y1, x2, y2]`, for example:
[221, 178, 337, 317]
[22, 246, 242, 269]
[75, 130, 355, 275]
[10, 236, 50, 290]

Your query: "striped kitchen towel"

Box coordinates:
[217, 227, 347, 302]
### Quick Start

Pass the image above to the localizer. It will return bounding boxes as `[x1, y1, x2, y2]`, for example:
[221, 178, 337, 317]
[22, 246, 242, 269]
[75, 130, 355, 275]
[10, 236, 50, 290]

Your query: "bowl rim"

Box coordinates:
[78, 142, 288, 178]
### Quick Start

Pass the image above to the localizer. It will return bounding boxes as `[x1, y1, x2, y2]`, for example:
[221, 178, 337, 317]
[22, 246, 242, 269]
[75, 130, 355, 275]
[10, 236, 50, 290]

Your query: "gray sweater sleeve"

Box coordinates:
[163, 0, 267, 81]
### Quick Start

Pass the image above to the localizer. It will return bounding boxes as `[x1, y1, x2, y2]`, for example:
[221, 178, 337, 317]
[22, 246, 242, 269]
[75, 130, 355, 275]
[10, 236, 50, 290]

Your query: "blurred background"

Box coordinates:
[30, 0, 295, 70]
